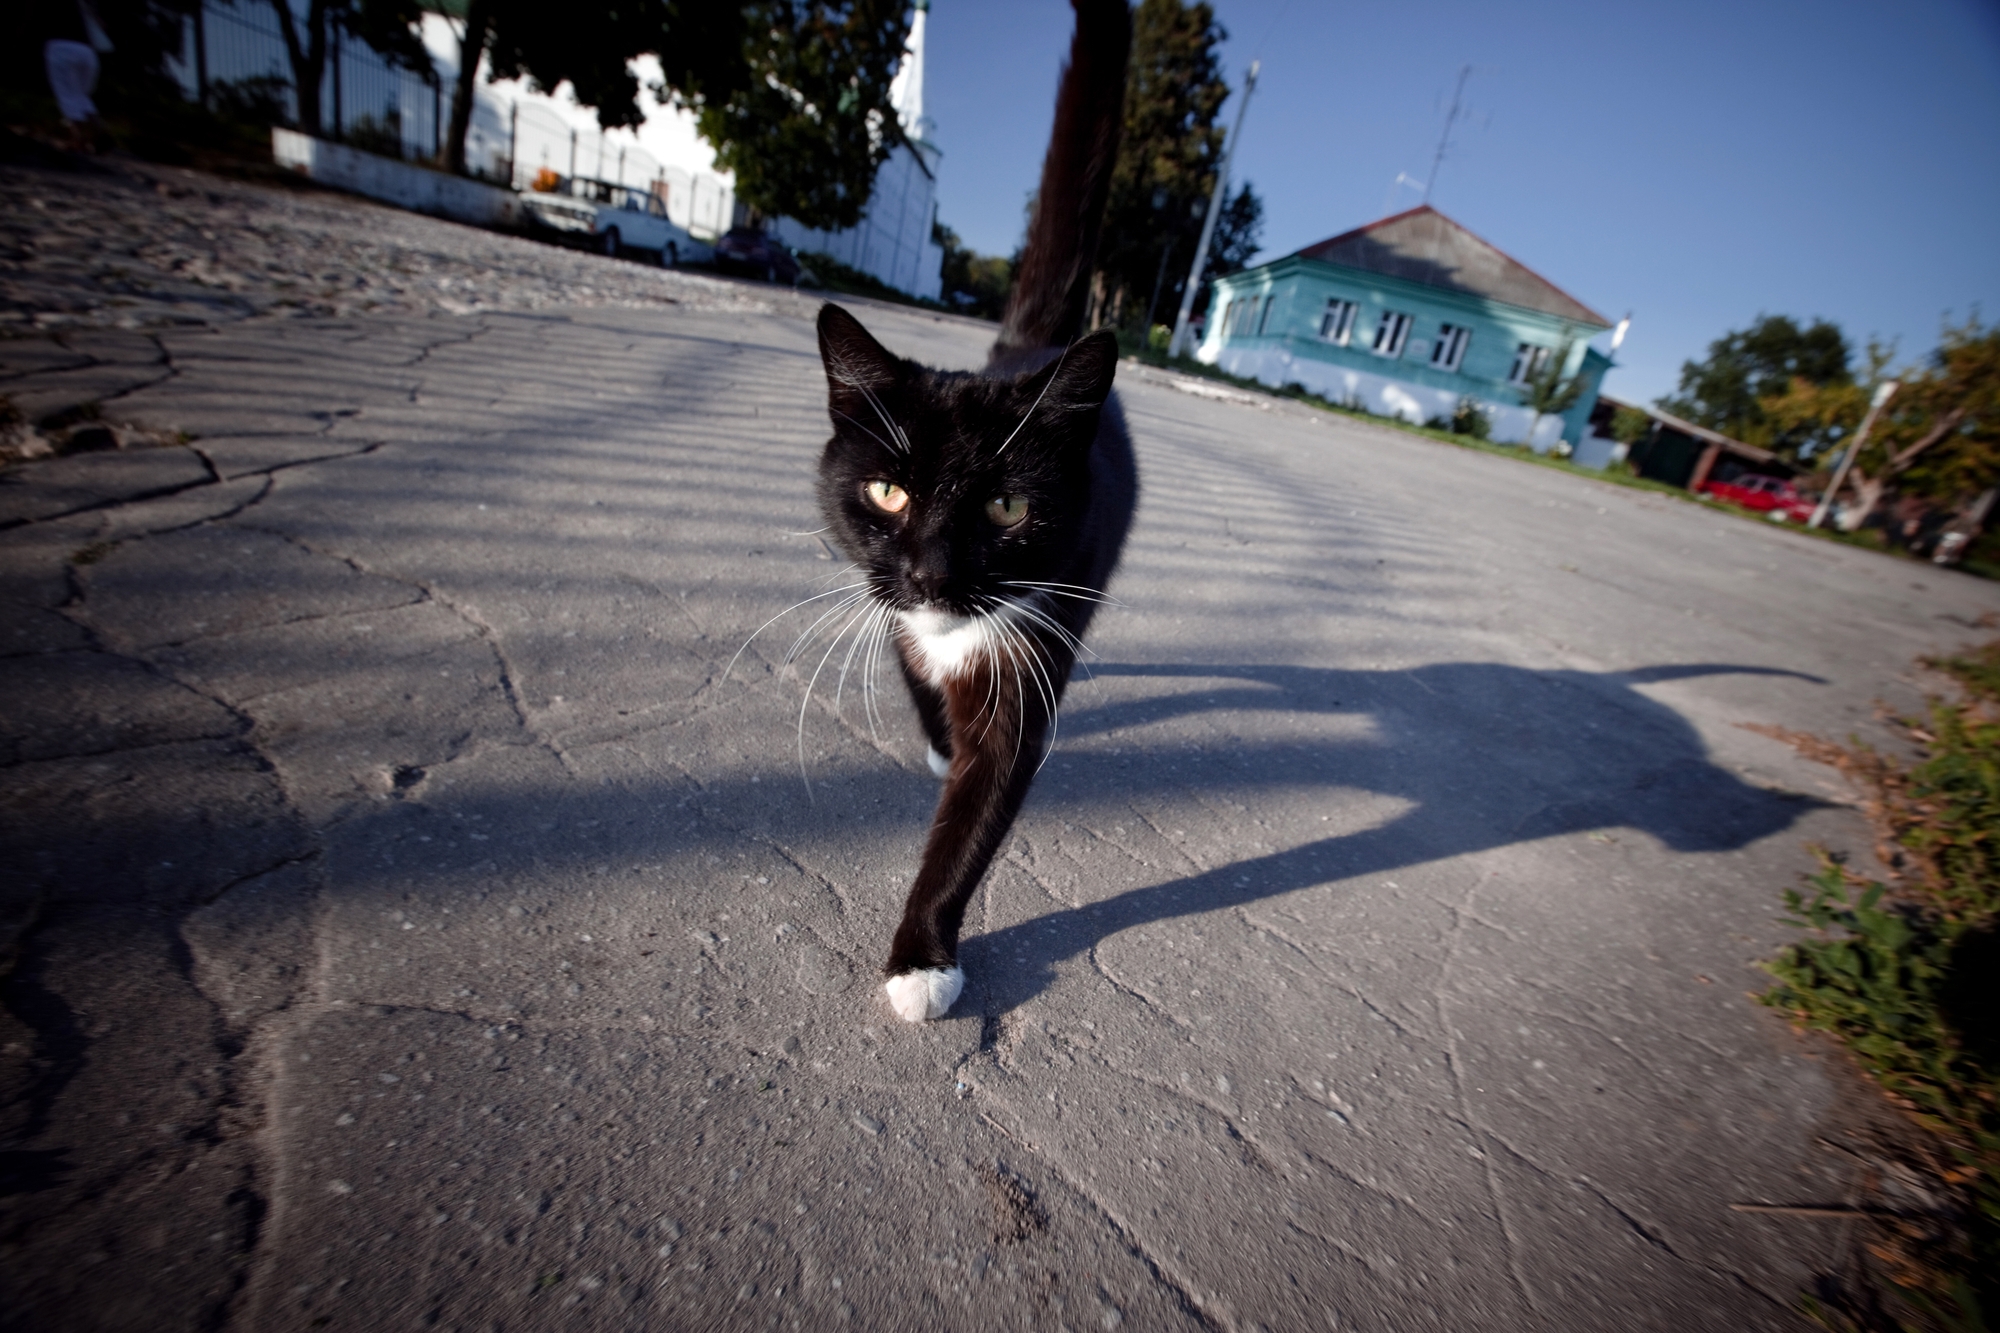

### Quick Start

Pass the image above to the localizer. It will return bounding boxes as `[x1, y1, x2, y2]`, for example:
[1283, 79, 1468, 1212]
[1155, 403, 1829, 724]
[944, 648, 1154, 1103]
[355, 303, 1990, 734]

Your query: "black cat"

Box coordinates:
[812, 0, 1135, 1021]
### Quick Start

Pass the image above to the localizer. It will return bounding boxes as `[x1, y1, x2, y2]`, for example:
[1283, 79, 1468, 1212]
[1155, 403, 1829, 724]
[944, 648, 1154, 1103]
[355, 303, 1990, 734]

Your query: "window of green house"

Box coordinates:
[1223, 296, 1263, 338]
[1320, 298, 1356, 345]
[1371, 310, 1412, 358]
[1431, 323, 1470, 372]
[1509, 343, 1552, 384]
[1256, 298, 1277, 335]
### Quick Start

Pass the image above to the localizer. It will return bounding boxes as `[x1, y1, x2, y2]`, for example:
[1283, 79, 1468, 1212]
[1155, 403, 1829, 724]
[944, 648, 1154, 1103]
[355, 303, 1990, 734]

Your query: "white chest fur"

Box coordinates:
[899, 603, 1031, 687]
[898, 607, 986, 686]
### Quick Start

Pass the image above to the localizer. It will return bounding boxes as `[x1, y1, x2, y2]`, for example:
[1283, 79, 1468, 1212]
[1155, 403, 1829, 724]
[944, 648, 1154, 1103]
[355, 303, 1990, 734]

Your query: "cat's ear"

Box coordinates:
[1018, 330, 1120, 425]
[817, 304, 902, 427]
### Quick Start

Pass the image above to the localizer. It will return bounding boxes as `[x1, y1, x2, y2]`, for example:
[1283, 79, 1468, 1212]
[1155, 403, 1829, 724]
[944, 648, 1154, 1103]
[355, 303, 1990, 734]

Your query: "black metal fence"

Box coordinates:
[173, 0, 443, 162]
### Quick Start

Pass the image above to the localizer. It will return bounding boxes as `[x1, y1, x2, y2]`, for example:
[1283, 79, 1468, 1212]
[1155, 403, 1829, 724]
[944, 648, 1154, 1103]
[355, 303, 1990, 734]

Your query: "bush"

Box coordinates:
[1451, 397, 1492, 439]
[343, 112, 403, 160]
[211, 75, 294, 129]
[1426, 397, 1493, 439]
[1758, 645, 2000, 1331]
[1610, 404, 1654, 444]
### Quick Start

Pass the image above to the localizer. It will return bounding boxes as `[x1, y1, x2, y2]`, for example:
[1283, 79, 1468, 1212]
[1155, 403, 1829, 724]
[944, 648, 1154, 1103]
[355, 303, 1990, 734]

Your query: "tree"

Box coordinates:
[444, 1, 748, 177]
[694, 0, 911, 230]
[439, 2, 908, 226]
[934, 222, 1013, 322]
[1092, 0, 1248, 331]
[1657, 314, 1852, 459]
[1204, 180, 1261, 283]
[1830, 317, 2000, 531]
[1520, 337, 1585, 449]
[269, 0, 432, 140]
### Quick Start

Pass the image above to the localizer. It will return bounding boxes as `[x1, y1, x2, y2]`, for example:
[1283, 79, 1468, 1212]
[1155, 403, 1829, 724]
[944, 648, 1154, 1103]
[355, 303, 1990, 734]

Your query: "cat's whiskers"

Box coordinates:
[978, 599, 1061, 770]
[724, 580, 871, 683]
[831, 409, 900, 457]
[1004, 594, 1094, 661]
[841, 377, 911, 455]
[783, 587, 874, 666]
[796, 593, 879, 796]
[1005, 619, 1064, 773]
[832, 598, 879, 719]
[1000, 579, 1123, 608]
[996, 340, 1072, 455]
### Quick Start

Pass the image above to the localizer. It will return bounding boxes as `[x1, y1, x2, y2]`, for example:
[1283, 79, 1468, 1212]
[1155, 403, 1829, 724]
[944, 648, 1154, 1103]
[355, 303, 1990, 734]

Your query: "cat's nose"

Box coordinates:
[904, 557, 949, 601]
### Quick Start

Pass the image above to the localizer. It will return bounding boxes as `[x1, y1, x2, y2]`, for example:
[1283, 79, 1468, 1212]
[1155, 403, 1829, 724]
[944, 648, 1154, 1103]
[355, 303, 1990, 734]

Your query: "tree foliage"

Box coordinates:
[1521, 338, 1585, 422]
[445, 0, 908, 229]
[694, 0, 911, 230]
[1656, 313, 1852, 459]
[1093, 0, 1260, 330]
[446, 0, 748, 175]
[1755, 316, 1998, 530]
[485, 2, 742, 133]
[933, 222, 1013, 322]
[265, 0, 434, 139]
[1205, 180, 1262, 286]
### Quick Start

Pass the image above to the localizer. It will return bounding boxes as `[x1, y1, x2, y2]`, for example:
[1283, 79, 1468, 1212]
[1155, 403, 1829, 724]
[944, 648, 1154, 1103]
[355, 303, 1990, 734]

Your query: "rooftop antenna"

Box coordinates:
[1423, 65, 1471, 205]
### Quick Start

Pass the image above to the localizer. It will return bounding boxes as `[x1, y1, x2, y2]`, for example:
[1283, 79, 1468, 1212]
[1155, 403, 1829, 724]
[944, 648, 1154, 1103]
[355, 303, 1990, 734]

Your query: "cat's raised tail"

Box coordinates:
[990, 0, 1132, 369]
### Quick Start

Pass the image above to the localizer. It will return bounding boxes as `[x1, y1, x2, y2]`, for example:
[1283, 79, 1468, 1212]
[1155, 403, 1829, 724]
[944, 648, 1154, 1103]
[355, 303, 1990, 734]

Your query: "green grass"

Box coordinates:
[1760, 648, 2000, 1331]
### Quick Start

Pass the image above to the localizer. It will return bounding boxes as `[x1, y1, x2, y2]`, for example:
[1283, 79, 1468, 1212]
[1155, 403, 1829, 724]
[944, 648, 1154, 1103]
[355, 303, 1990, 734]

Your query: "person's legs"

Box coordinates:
[44, 39, 101, 124]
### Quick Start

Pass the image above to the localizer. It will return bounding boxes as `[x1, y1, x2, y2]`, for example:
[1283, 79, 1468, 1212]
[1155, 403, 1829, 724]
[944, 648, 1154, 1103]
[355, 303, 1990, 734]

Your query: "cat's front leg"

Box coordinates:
[882, 662, 1052, 1021]
[897, 651, 954, 780]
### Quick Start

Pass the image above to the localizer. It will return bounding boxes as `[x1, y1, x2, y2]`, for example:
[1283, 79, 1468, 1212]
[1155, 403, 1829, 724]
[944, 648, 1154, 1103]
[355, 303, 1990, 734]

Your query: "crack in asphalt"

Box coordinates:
[975, 1106, 1227, 1332]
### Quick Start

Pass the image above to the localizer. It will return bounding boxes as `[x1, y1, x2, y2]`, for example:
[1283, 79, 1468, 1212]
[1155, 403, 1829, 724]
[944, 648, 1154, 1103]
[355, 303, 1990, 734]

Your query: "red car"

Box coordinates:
[1697, 473, 1817, 522]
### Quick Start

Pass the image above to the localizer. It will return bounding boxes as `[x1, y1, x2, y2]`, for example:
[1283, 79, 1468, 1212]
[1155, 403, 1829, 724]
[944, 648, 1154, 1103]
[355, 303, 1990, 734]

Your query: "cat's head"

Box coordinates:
[815, 303, 1118, 619]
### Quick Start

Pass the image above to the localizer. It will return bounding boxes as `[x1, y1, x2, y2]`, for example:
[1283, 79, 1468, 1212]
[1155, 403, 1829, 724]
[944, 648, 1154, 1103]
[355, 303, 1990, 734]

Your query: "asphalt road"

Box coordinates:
[5, 281, 1999, 1331]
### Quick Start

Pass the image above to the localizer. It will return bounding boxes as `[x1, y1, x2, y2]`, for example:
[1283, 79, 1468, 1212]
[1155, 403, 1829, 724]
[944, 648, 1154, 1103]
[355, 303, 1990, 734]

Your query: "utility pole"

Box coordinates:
[1809, 379, 1898, 530]
[1167, 60, 1258, 360]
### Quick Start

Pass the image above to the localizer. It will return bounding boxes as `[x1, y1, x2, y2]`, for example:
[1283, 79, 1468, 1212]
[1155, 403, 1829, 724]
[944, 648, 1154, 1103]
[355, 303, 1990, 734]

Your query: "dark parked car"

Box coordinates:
[714, 229, 803, 284]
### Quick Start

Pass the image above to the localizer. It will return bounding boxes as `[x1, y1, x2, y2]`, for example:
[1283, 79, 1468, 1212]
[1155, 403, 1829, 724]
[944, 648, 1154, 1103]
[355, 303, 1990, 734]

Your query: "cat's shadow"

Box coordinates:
[958, 659, 1832, 1015]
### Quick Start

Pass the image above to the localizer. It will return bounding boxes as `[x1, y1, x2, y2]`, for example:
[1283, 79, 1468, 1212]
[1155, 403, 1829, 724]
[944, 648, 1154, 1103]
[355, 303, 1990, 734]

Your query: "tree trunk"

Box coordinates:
[1839, 466, 1884, 532]
[271, 0, 329, 137]
[445, 0, 495, 177]
[1839, 406, 1968, 532]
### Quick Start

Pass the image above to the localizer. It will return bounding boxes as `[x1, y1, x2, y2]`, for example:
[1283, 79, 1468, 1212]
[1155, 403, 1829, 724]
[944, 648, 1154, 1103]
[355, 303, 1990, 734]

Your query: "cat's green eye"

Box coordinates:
[985, 495, 1029, 528]
[865, 480, 910, 514]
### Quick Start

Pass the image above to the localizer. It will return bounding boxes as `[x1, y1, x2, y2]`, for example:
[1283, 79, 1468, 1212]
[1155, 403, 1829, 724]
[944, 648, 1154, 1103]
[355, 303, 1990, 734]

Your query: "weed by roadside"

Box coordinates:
[1751, 641, 2000, 1332]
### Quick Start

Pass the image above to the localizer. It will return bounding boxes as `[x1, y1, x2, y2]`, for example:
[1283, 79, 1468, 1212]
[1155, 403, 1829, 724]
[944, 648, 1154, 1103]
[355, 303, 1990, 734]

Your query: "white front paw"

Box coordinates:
[884, 966, 964, 1022]
[926, 745, 951, 779]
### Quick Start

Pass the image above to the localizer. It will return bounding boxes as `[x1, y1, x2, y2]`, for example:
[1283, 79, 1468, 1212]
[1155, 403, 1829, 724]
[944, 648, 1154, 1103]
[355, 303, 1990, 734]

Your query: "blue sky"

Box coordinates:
[923, 0, 2000, 404]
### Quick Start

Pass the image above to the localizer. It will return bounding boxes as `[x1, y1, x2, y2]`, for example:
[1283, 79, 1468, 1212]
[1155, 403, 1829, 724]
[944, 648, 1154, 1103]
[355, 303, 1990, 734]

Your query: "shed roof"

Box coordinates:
[1598, 394, 1783, 465]
[1294, 206, 1608, 326]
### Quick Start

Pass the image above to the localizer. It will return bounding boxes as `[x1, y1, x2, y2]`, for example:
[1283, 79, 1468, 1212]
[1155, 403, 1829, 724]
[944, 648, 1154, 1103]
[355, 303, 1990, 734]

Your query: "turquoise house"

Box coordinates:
[1197, 206, 1615, 448]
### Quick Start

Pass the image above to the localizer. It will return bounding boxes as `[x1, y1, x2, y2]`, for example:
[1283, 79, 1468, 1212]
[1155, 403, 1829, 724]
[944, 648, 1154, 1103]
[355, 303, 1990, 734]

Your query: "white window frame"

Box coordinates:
[1371, 310, 1412, 359]
[1509, 342, 1552, 385]
[1320, 298, 1357, 345]
[1431, 323, 1470, 372]
[1229, 295, 1264, 338]
[1256, 297, 1276, 336]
